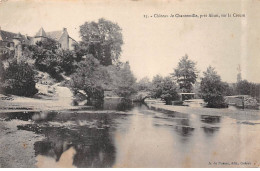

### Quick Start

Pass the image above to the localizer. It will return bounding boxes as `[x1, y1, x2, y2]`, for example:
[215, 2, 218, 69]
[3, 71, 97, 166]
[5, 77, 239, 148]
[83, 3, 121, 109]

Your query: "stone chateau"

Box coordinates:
[0, 27, 77, 59]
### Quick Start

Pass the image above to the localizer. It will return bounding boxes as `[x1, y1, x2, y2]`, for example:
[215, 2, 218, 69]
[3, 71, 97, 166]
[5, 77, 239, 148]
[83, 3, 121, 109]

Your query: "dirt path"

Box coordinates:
[0, 84, 78, 112]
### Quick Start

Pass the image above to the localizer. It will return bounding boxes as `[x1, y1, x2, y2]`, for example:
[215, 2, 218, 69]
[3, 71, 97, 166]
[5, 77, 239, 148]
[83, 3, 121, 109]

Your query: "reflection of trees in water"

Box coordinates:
[0, 112, 35, 121]
[73, 128, 115, 167]
[174, 118, 195, 137]
[0, 111, 58, 122]
[201, 115, 221, 124]
[202, 127, 220, 135]
[175, 126, 195, 137]
[18, 114, 117, 168]
[200, 115, 221, 136]
[103, 98, 133, 111]
[152, 111, 195, 139]
[116, 99, 133, 111]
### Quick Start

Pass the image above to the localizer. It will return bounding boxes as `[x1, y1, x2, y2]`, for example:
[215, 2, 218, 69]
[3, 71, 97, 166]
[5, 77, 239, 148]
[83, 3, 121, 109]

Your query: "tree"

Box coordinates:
[160, 76, 180, 105]
[222, 82, 235, 96]
[28, 41, 63, 80]
[35, 38, 59, 52]
[56, 49, 76, 76]
[235, 80, 260, 101]
[172, 54, 198, 93]
[79, 18, 123, 66]
[249, 83, 260, 100]
[236, 80, 251, 95]
[70, 55, 110, 107]
[200, 66, 227, 108]
[107, 62, 136, 98]
[2, 61, 38, 97]
[135, 77, 152, 91]
[150, 75, 179, 104]
[150, 75, 164, 98]
[29, 39, 77, 80]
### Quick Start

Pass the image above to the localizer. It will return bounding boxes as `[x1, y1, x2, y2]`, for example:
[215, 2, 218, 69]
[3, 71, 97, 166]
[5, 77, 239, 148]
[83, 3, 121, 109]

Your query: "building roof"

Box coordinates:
[0, 27, 76, 46]
[14, 32, 22, 39]
[46, 30, 63, 41]
[35, 27, 47, 37]
[0, 30, 33, 44]
[0, 30, 17, 42]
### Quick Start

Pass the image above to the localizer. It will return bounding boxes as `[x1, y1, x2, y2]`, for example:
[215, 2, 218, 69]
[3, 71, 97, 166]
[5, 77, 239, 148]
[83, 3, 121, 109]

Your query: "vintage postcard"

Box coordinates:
[0, 0, 260, 168]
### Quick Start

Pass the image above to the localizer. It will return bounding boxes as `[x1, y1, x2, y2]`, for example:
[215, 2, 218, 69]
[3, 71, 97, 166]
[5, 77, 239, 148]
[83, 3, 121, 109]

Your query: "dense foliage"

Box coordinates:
[79, 18, 123, 66]
[2, 61, 38, 97]
[135, 77, 152, 92]
[70, 55, 110, 107]
[200, 66, 227, 108]
[236, 80, 252, 95]
[236, 80, 260, 101]
[66, 18, 136, 106]
[160, 77, 180, 105]
[28, 39, 76, 80]
[150, 75, 164, 99]
[172, 54, 198, 93]
[150, 75, 179, 105]
[70, 55, 136, 107]
[106, 62, 136, 98]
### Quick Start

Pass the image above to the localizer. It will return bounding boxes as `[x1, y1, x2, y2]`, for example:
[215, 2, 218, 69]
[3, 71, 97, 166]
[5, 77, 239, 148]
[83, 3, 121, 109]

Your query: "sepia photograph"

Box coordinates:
[0, 0, 260, 168]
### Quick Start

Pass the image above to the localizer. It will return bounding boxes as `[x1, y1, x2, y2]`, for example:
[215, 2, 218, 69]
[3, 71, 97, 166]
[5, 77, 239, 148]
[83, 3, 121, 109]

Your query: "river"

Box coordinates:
[0, 103, 260, 167]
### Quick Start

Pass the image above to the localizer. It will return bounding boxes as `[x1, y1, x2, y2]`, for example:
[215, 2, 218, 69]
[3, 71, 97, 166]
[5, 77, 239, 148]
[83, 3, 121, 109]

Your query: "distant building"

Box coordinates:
[0, 26, 77, 60]
[34, 27, 77, 50]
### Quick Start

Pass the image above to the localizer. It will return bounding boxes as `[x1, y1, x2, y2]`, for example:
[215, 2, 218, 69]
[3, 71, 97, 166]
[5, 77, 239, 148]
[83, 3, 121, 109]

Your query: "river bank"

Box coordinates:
[0, 83, 93, 113]
[0, 119, 44, 167]
[147, 102, 260, 121]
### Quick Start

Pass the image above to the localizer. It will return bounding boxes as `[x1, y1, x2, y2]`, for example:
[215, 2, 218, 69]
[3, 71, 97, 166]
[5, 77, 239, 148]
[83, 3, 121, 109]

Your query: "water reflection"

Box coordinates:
[103, 98, 134, 111]
[152, 111, 195, 138]
[0, 112, 35, 121]
[175, 125, 195, 137]
[202, 126, 220, 135]
[201, 115, 221, 124]
[17, 112, 119, 168]
[2, 102, 260, 167]
[200, 115, 221, 136]
[36, 147, 76, 168]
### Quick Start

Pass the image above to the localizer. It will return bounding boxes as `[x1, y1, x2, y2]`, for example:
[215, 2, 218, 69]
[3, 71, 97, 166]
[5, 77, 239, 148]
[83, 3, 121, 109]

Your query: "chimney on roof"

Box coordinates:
[63, 28, 67, 32]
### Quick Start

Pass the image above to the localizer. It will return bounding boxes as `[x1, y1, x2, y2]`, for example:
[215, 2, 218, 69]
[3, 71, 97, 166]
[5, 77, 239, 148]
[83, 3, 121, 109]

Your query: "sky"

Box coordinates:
[0, 0, 259, 83]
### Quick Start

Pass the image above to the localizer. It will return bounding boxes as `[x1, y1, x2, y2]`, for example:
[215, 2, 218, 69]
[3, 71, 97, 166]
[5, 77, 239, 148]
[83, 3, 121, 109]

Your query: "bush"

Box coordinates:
[202, 95, 228, 108]
[150, 76, 179, 105]
[161, 86, 180, 105]
[2, 61, 38, 97]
